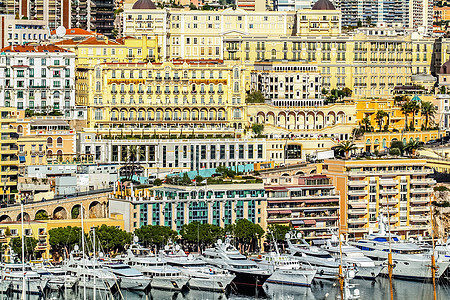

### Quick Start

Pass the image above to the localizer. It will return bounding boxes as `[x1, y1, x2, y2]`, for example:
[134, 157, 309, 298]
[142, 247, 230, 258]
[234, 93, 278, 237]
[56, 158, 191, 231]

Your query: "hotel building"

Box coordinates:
[109, 183, 267, 232]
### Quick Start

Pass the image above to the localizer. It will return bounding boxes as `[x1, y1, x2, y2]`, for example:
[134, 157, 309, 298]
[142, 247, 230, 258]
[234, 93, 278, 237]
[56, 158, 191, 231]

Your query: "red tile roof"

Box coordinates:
[0, 44, 71, 53]
[54, 36, 124, 46]
[50, 28, 98, 36]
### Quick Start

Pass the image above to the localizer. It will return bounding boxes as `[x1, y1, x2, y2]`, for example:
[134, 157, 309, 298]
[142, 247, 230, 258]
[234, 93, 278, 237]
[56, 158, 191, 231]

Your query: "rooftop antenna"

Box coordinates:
[56, 26, 66, 39]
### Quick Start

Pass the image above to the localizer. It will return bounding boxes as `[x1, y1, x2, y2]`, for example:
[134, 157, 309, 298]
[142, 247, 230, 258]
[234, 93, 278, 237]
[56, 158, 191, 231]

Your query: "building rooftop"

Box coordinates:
[312, 0, 335, 10]
[132, 0, 157, 9]
[0, 44, 71, 53]
[50, 28, 98, 36]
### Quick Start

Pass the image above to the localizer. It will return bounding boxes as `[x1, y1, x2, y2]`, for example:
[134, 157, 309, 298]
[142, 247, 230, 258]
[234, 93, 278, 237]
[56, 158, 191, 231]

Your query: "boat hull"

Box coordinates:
[379, 259, 450, 281]
[266, 269, 316, 287]
[229, 271, 271, 296]
[119, 276, 151, 291]
[187, 274, 235, 292]
[150, 276, 189, 291]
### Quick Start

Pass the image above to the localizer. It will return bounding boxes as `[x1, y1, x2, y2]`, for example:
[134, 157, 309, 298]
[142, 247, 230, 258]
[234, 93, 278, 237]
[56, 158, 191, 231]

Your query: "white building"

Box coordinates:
[250, 63, 322, 107]
[0, 14, 49, 49]
[0, 44, 78, 118]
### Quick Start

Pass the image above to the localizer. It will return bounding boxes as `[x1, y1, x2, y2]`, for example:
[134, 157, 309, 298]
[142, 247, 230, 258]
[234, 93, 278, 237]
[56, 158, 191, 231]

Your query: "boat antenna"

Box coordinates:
[93, 227, 96, 300]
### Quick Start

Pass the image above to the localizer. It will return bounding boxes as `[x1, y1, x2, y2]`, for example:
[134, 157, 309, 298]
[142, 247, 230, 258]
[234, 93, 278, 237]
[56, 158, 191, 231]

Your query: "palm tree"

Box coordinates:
[361, 116, 371, 132]
[421, 101, 437, 130]
[404, 140, 424, 158]
[336, 141, 358, 159]
[375, 110, 388, 132]
[409, 100, 420, 131]
[366, 16, 372, 26]
[126, 145, 143, 181]
[400, 101, 412, 131]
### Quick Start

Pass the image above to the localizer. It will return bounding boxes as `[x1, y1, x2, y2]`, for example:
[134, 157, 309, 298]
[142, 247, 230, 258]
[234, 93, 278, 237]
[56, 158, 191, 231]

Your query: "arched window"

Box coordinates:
[218, 84, 223, 92]
[17, 125, 23, 134]
[120, 111, 125, 120]
[192, 84, 196, 92]
[271, 49, 276, 59]
[120, 84, 125, 93]
[57, 150, 63, 156]
[234, 68, 239, 79]
[201, 84, 205, 92]
[120, 96, 125, 104]
[96, 81, 101, 92]
[56, 137, 63, 145]
[234, 82, 239, 92]
[111, 84, 116, 93]
[47, 137, 53, 146]
[53, 91, 60, 98]
[129, 84, 134, 93]
[209, 83, 214, 92]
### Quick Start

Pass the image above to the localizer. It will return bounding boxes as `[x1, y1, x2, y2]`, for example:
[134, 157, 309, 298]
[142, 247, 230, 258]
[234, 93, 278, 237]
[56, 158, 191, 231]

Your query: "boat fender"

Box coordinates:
[320, 269, 324, 276]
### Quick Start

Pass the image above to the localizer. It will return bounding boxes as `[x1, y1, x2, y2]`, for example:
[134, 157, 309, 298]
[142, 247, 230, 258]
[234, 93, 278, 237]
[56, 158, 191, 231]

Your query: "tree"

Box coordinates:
[335, 141, 358, 159]
[189, 3, 197, 9]
[246, 90, 265, 103]
[126, 145, 143, 181]
[93, 225, 131, 254]
[421, 101, 437, 130]
[134, 225, 178, 249]
[342, 87, 352, 97]
[251, 123, 264, 136]
[404, 140, 424, 157]
[409, 100, 420, 131]
[361, 116, 372, 132]
[226, 219, 264, 253]
[366, 16, 372, 26]
[390, 140, 405, 155]
[389, 148, 401, 156]
[194, 175, 204, 184]
[48, 226, 84, 261]
[10, 237, 38, 261]
[180, 222, 224, 251]
[401, 101, 412, 131]
[357, 20, 362, 27]
[267, 224, 291, 243]
[35, 211, 49, 220]
[154, 178, 162, 186]
[375, 110, 388, 132]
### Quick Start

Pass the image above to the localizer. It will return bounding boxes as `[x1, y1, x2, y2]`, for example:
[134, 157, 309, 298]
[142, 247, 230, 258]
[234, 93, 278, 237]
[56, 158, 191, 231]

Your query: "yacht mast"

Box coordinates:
[81, 204, 86, 299]
[338, 213, 344, 300]
[93, 227, 96, 300]
[386, 197, 394, 300]
[430, 194, 437, 300]
[21, 201, 25, 300]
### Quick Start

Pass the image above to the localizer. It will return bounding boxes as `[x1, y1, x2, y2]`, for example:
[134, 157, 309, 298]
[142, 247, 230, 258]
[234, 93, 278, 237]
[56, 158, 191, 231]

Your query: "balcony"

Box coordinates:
[348, 218, 368, 224]
[410, 188, 433, 194]
[410, 206, 429, 212]
[409, 215, 429, 223]
[347, 180, 367, 187]
[379, 179, 398, 186]
[347, 208, 367, 215]
[379, 189, 399, 195]
[410, 178, 436, 185]
[410, 197, 429, 204]
[348, 189, 368, 196]
[379, 199, 399, 206]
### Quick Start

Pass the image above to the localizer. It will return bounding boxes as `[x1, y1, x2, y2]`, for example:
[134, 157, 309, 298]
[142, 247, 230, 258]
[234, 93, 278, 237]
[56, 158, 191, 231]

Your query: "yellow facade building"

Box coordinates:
[80, 61, 247, 131]
[0, 215, 124, 260]
[0, 108, 19, 204]
[324, 158, 433, 239]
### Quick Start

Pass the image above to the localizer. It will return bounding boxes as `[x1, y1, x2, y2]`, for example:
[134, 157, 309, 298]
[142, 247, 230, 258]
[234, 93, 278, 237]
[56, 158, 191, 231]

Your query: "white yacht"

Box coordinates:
[122, 241, 189, 291]
[256, 252, 317, 287]
[33, 264, 78, 290]
[100, 261, 151, 291]
[1, 263, 48, 296]
[202, 239, 272, 296]
[63, 249, 119, 291]
[160, 244, 235, 292]
[321, 234, 383, 279]
[286, 234, 341, 280]
[349, 215, 450, 281]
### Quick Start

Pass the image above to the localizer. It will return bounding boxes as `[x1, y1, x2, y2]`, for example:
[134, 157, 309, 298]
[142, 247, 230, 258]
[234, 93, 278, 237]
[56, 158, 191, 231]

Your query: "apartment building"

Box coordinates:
[0, 108, 19, 204]
[264, 174, 340, 240]
[324, 158, 434, 239]
[0, 45, 78, 118]
[109, 183, 267, 232]
[0, 15, 48, 48]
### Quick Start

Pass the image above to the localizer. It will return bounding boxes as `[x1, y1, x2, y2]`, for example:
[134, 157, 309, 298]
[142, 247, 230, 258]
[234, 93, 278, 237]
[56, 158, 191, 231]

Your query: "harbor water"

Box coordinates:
[8, 277, 450, 300]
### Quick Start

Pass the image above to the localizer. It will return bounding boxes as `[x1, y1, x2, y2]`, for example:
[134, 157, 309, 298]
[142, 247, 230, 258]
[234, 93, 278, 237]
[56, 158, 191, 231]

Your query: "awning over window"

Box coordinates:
[292, 220, 304, 225]
[303, 219, 317, 225]
[19, 156, 26, 163]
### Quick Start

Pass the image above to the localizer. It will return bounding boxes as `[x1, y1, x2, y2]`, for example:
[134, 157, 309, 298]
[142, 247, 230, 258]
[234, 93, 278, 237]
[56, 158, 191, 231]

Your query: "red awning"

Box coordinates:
[350, 203, 367, 208]
[279, 210, 292, 214]
[268, 210, 280, 214]
[303, 219, 317, 225]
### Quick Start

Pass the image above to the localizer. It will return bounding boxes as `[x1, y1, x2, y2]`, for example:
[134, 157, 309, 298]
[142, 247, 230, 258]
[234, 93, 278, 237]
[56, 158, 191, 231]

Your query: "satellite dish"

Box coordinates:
[217, 239, 223, 245]
[74, 245, 79, 251]
[164, 245, 170, 251]
[285, 233, 291, 239]
[175, 245, 180, 251]
[55, 26, 66, 38]
[133, 236, 139, 243]
[297, 232, 302, 239]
